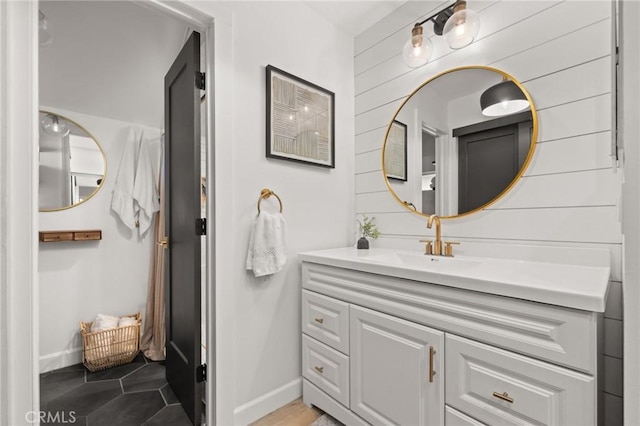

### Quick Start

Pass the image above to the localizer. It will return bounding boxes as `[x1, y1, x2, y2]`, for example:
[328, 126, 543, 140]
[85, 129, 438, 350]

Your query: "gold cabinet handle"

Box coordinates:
[314, 366, 324, 374]
[429, 346, 436, 383]
[492, 391, 514, 403]
[158, 238, 169, 249]
[314, 318, 324, 324]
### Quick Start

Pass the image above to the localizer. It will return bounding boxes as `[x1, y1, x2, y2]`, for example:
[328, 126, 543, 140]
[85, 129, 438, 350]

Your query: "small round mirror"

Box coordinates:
[39, 111, 106, 211]
[382, 66, 537, 219]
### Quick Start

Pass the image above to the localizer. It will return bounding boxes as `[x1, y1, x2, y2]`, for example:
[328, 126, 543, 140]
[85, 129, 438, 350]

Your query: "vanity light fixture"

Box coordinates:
[41, 114, 70, 137]
[402, 24, 433, 68]
[402, 0, 480, 68]
[39, 11, 53, 47]
[480, 79, 529, 117]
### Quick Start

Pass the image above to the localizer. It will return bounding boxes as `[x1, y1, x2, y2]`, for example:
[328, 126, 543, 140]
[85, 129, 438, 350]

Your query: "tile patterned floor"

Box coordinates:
[40, 353, 192, 426]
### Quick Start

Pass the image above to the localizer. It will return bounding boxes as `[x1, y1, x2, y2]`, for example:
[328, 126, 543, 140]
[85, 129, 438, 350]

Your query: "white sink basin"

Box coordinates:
[362, 252, 482, 273]
[298, 247, 611, 312]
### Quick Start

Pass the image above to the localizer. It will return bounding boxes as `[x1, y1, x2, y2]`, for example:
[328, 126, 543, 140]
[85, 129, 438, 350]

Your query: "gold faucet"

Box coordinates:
[427, 214, 443, 255]
[421, 214, 460, 256]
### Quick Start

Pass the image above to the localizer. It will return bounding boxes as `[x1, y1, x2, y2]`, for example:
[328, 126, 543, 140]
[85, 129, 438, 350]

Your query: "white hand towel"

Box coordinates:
[111, 128, 139, 230]
[118, 316, 138, 327]
[246, 211, 287, 277]
[133, 131, 160, 237]
[91, 313, 120, 332]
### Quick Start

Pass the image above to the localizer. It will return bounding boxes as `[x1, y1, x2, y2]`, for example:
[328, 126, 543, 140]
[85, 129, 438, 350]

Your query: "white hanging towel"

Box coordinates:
[133, 131, 160, 237]
[111, 128, 138, 230]
[246, 211, 287, 277]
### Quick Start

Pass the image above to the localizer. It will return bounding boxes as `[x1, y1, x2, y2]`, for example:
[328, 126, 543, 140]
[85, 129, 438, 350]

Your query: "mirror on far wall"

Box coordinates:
[39, 111, 106, 211]
[382, 66, 537, 219]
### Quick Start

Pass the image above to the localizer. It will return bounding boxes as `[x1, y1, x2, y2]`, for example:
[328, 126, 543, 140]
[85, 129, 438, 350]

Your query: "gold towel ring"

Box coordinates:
[257, 188, 283, 213]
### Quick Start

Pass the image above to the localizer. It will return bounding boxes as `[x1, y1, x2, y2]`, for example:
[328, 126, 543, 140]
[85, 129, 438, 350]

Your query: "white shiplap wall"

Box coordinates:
[354, 1, 622, 423]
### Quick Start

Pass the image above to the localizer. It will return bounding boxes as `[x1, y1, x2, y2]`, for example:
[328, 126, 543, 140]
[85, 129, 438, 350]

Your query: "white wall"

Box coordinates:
[39, 107, 161, 373]
[184, 2, 355, 424]
[355, 1, 622, 423]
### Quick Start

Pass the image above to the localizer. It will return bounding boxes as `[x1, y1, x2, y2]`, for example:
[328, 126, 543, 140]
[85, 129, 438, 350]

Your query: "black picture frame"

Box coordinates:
[385, 120, 408, 181]
[266, 65, 335, 168]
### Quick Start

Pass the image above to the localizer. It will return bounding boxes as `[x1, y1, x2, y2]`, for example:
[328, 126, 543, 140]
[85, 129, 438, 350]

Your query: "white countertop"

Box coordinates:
[298, 247, 611, 312]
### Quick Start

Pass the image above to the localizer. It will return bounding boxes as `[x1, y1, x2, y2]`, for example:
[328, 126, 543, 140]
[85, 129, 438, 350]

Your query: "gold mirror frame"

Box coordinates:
[382, 65, 538, 220]
[39, 110, 107, 212]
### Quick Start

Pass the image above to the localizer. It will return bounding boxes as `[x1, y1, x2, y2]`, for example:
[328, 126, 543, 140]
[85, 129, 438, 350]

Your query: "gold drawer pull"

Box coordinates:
[492, 391, 514, 403]
[314, 318, 324, 324]
[314, 366, 324, 374]
[429, 346, 436, 383]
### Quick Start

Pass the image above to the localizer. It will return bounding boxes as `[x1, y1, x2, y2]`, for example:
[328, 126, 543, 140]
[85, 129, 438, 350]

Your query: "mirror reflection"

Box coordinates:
[39, 111, 106, 211]
[383, 66, 537, 219]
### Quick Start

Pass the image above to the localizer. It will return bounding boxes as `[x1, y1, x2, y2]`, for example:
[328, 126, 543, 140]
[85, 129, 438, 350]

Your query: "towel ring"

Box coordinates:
[257, 188, 283, 213]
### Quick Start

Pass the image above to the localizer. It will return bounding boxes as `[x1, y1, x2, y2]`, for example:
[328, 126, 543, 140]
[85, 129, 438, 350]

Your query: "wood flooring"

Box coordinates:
[250, 398, 323, 426]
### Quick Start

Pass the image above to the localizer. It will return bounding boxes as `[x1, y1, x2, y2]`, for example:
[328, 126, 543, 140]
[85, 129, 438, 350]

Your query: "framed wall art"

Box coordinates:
[266, 65, 335, 168]
[384, 120, 407, 181]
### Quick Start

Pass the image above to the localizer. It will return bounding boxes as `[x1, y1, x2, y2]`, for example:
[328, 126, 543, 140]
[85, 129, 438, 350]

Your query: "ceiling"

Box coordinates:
[39, 1, 188, 129]
[39, 1, 405, 129]
[304, 1, 407, 36]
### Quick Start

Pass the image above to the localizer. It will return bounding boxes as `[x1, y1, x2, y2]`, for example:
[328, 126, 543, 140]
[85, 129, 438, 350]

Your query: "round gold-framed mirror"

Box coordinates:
[382, 65, 537, 219]
[39, 110, 107, 212]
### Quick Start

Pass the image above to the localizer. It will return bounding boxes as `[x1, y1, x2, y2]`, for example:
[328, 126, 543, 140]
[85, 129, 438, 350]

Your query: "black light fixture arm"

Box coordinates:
[415, 1, 456, 26]
[414, 0, 465, 35]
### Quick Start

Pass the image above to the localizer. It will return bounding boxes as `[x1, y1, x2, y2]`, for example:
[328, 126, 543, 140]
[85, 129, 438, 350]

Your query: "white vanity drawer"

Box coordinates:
[302, 290, 349, 354]
[445, 406, 487, 426]
[445, 334, 595, 426]
[302, 334, 350, 408]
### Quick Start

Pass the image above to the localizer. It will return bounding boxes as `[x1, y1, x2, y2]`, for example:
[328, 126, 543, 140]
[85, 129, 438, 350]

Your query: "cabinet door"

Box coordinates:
[350, 305, 444, 426]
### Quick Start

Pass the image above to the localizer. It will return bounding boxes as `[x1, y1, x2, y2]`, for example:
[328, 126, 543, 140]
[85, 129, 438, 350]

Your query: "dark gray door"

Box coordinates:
[458, 125, 519, 213]
[164, 31, 202, 425]
[455, 112, 532, 213]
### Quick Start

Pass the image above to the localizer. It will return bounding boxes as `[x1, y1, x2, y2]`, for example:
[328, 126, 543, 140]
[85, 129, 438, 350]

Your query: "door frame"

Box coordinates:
[0, 2, 216, 425]
[0, 3, 40, 425]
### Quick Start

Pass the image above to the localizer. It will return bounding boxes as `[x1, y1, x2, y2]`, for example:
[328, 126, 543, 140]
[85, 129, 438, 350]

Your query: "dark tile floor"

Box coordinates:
[40, 353, 192, 426]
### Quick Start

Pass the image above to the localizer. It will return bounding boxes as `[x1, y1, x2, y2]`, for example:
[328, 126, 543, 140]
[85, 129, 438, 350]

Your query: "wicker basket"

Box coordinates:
[80, 312, 142, 372]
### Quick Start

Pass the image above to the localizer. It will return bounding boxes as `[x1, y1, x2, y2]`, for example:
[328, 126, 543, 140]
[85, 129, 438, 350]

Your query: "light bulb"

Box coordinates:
[41, 114, 70, 137]
[443, 8, 480, 50]
[39, 11, 53, 47]
[402, 25, 432, 68]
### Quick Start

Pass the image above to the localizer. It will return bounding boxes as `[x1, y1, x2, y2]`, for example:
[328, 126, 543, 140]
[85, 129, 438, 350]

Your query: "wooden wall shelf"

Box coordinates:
[39, 230, 102, 242]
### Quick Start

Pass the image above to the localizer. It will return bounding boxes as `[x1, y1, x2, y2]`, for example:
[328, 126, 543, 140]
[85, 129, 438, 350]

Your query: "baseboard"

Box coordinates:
[39, 348, 83, 373]
[233, 377, 302, 425]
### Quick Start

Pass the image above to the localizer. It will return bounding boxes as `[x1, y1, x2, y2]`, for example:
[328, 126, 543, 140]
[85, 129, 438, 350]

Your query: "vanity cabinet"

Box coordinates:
[300, 260, 601, 426]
